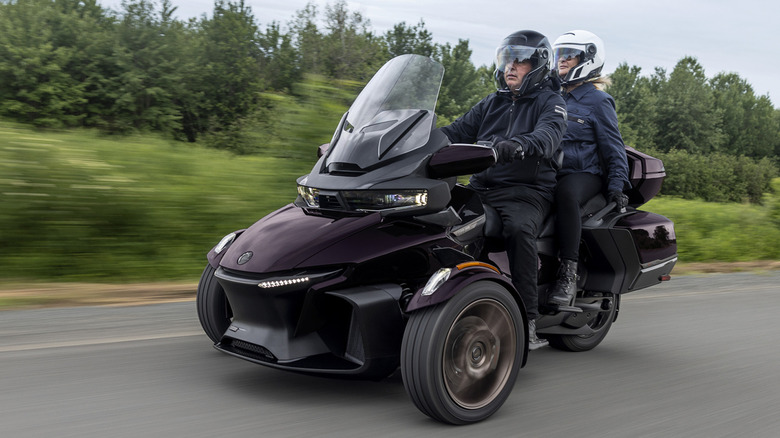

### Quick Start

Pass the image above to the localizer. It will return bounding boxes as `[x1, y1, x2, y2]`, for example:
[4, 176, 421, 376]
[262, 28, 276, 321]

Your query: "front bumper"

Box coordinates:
[213, 267, 406, 379]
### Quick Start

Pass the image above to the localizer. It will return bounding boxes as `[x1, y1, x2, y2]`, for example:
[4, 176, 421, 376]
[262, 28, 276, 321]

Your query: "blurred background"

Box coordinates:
[1, 0, 779, 286]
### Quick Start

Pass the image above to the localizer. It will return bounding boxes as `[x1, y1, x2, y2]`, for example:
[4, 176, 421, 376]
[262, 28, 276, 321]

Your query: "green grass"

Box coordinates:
[1, 120, 778, 284]
[0, 121, 312, 282]
[645, 196, 780, 262]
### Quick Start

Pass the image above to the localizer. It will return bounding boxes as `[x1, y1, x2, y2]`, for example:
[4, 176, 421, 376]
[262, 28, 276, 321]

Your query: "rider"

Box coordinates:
[547, 30, 630, 309]
[441, 30, 567, 350]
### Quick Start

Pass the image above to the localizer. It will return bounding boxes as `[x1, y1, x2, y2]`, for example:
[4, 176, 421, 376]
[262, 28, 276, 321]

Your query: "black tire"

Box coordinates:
[546, 294, 617, 352]
[196, 264, 232, 343]
[401, 281, 524, 424]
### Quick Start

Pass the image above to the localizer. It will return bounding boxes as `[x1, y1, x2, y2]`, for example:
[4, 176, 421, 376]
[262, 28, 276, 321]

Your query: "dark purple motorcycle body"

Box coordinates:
[196, 54, 677, 423]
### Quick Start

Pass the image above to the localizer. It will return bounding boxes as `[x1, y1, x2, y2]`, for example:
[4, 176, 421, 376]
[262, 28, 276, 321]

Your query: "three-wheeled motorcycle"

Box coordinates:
[196, 54, 677, 424]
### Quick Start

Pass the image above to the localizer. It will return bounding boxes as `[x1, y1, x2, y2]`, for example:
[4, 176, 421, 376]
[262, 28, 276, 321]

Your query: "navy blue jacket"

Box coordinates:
[559, 82, 629, 194]
[441, 79, 567, 199]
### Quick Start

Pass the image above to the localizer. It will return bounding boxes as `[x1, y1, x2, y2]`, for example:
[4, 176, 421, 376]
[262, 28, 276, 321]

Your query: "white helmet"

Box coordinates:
[552, 30, 605, 85]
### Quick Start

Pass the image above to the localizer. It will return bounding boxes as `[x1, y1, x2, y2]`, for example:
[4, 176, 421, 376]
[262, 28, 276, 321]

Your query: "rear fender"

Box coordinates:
[404, 263, 520, 313]
[207, 229, 246, 268]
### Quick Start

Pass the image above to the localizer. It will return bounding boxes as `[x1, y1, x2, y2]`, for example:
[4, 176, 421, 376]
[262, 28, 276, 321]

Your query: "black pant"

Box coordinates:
[479, 186, 551, 320]
[554, 172, 602, 261]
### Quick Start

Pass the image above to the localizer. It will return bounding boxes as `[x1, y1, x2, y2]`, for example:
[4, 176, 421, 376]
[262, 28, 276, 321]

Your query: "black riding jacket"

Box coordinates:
[441, 78, 567, 199]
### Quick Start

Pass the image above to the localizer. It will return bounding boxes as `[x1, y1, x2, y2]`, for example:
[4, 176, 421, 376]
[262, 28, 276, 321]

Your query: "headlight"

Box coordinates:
[296, 186, 428, 212]
[342, 190, 428, 212]
[297, 185, 320, 208]
[422, 268, 451, 296]
[214, 232, 236, 254]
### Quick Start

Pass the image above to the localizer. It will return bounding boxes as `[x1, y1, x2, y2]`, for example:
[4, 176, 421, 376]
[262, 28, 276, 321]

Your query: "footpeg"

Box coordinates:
[552, 304, 583, 313]
[539, 303, 583, 314]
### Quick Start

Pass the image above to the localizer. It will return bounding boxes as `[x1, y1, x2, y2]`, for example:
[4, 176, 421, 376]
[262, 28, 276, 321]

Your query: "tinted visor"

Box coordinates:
[495, 45, 536, 70]
[554, 47, 583, 64]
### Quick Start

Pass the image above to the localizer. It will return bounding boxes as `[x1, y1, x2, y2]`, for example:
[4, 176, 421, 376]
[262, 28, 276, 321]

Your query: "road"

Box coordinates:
[1, 271, 779, 437]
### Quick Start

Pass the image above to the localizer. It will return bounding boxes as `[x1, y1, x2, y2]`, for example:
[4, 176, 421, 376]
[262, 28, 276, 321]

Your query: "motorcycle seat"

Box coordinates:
[484, 193, 607, 240]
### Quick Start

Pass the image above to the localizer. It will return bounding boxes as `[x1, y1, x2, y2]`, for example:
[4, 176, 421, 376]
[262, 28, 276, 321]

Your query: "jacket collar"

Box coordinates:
[565, 81, 595, 101]
[498, 77, 557, 100]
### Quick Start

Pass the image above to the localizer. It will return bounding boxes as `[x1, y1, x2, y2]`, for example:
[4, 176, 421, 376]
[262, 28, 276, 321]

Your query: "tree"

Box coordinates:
[608, 63, 658, 150]
[190, 0, 265, 143]
[434, 39, 489, 125]
[288, 2, 322, 75]
[105, 0, 185, 133]
[321, 0, 385, 80]
[652, 57, 724, 153]
[384, 19, 434, 58]
[774, 109, 780, 157]
[710, 72, 777, 157]
[258, 21, 298, 92]
[0, 0, 100, 127]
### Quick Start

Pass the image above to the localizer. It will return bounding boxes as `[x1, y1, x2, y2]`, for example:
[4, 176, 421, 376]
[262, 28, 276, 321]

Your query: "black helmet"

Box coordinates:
[494, 30, 552, 95]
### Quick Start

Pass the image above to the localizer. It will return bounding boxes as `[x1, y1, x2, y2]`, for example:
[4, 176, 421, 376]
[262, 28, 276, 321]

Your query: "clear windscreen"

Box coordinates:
[325, 54, 444, 170]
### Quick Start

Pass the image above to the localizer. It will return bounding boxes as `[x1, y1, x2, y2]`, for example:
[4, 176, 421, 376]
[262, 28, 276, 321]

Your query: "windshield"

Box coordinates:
[325, 54, 444, 172]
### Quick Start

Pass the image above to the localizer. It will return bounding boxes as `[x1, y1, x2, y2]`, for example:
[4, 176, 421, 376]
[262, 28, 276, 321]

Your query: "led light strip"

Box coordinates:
[258, 277, 310, 289]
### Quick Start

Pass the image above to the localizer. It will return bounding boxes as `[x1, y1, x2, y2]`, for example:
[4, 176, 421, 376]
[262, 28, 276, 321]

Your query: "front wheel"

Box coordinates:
[196, 264, 232, 343]
[401, 281, 525, 424]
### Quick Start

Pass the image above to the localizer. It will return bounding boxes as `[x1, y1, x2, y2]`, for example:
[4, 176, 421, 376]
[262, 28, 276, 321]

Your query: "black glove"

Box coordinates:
[609, 190, 629, 212]
[495, 140, 524, 163]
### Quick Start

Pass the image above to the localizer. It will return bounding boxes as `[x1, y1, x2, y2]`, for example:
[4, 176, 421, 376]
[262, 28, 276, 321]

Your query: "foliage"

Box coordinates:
[652, 57, 724, 154]
[384, 19, 434, 58]
[710, 72, 778, 157]
[769, 178, 780, 228]
[646, 148, 777, 204]
[320, 0, 385, 81]
[608, 57, 779, 204]
[0, 121, 310, 281]
[646, 192, 780, 262]
[609, 57, 780, 159]
[187, 0, 266, 141]
[106, 0, 185, 133]
[0, 0, 100, 127]
[1, 0, 779, 206]
[434, 40, 493, 125]
[609, 63, 658, 149]
[1, 123, 778, 284]
[263, 75, 362, 159]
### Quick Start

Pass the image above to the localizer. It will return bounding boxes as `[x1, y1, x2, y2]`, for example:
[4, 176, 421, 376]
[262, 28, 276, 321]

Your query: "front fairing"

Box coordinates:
[297, 55, 451, 215]
[218, 203, 451, 274]
[219, 204, 379, 273]
[218, 56, 457, 275]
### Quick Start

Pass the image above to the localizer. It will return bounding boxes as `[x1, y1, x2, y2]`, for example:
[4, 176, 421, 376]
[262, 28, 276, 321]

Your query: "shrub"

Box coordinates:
[640, 147, 778, 204]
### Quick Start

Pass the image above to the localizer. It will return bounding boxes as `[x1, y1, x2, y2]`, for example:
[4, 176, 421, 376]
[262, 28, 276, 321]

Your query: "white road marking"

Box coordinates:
[0, 331, 203, 353]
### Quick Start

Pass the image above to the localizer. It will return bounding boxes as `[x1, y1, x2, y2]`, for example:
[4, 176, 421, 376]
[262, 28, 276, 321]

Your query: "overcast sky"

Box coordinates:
[103, 0, 777, 106]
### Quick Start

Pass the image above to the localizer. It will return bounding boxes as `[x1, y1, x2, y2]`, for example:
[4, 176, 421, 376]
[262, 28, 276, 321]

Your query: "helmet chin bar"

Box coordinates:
[493, 30, 553, 95]
[561, 59, 604, 86]
[494, 62, 549, 96]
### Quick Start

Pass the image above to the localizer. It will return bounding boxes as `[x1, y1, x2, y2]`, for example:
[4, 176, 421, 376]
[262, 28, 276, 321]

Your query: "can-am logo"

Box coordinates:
[237, 251, 253, 265]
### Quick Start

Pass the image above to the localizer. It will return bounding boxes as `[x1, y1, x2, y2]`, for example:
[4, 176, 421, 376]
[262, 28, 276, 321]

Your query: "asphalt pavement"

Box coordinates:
[1, 271, 779, 437]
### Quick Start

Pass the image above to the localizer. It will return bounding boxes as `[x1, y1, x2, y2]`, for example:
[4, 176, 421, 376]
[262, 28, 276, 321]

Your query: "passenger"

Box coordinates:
[441, 30, 567, 350]
[547, 30, 630, 309]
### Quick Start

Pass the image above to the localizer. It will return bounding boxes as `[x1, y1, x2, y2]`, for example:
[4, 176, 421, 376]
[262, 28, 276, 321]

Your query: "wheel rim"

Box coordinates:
[443, 298, 517, 409]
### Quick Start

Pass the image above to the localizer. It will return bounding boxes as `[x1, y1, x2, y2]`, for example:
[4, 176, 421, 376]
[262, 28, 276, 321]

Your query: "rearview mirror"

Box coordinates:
[428, 144, 496, 179]
[317, 143, 330, 158]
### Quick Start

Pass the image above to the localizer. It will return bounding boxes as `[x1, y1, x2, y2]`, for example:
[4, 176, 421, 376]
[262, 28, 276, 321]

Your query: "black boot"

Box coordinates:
[548, 259, 578, 308]
[528, 319, 548, 350]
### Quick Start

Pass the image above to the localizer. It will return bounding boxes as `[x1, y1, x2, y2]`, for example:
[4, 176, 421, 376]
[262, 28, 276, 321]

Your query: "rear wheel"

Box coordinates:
[547, 294, 617, 352]
[401, 281, 524, 424]
[196, 264, 232, 343]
